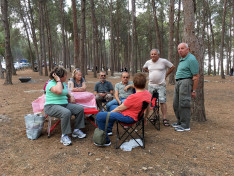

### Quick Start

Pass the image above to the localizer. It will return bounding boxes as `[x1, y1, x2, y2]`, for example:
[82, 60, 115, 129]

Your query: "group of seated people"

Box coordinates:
[44, 66, 151, 147]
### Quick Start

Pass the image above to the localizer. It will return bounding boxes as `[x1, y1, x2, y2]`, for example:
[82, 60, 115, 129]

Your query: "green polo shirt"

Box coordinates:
[175, 52, 199, 79]
[45, 80, 68, 105]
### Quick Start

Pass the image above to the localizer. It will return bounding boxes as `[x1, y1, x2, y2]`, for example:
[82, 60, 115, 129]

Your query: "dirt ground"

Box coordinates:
[0, 69, 233, 176]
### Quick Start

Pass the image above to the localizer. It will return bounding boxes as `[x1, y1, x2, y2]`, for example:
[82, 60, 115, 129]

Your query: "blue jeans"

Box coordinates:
[96, 112, 135, 142]
[106, 98, 126, 111]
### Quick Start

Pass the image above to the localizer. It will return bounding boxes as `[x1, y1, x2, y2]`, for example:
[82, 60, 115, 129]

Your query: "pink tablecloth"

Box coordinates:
[32, 92, 97, 114]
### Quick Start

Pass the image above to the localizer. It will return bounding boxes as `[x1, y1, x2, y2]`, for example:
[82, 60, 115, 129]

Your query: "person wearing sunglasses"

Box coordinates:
[94, 72, 114, 110]
[143, 49, 175, 127]
[106, 72, 134, 113]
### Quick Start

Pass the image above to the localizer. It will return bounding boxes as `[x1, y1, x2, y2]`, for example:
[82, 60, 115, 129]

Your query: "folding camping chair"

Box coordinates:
[46, 108, 99, 137]
[147, 90, 160, 130]
[115, 101, 149, 149]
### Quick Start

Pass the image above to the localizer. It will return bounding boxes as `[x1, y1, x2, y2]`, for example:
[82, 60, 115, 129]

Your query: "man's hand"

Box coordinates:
[143, 67, 149, 72]
[191, 91, 196, 98]
[99, 93, 107, 97]
[117, 100, 121, 105]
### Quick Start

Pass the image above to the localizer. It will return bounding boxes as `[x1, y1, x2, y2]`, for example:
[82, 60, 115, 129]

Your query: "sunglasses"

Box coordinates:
[123, 77, 129, 78]
[100, 75, 106, 77]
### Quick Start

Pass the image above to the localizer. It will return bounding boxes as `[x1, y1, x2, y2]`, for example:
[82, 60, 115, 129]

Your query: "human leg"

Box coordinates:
[157, 85, 167, 119]
[120, 98, 126, 104]
[66, 103, 85, 129]
[44, 104, 72, 145]
[173, 81, 181, 126]
[96, 112, 111, 142]
[106, 99, 119, 112]
[65, 103, 86, 138]
[177, 79, 192, 129]
[44, 104, 72, 134]
[96, 112, 135, 142]
[95, 94, 104, 110]
[109, 105, 119, 112]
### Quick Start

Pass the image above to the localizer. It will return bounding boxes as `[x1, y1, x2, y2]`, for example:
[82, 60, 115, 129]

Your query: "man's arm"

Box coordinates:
[110, 90, 114, 95]
[114, 90, 121, 105]
[192, 74, 199, 98]
[165, 65, 175, 79]
[143, 67, 149, 72]
[124, 84, 135, 91]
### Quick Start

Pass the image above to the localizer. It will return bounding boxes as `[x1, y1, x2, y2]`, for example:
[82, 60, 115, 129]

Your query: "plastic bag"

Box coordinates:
[32, 94, 45, 113]
[24, 114, 45, 140]
[120, 139, 143, 151]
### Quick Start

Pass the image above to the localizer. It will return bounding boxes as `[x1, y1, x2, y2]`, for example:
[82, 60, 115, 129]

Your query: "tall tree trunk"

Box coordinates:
[90, 0, 98, 77]
[109, 0, 114, 76]
[65, 32, 71, 72]
[175, 0, 181, 70]
[227, 3, 232, 75]
[116, 1, 120, 72]
[45, 4, 53, 71]
[80, 0, 86, 75]
[127, 0, 131, 73]
[151, 0, 162, 55]
[168, 0, 175, 85]
[0, 58, 4, 79]
[232, 0, 234, 71]
[207, 23, 212, 75]
[207, 1, 216, 75]
[72, 0, 79, 69]
[26, 0, 41, 74]
[42, 1, 48, 76]
[39, 0, 48, 76]
[182, 0, 206, 122]
[60, 0, 66, 68]
[18, 0, 34, 71]
[220, 0, 228, 79]
[131, 0, 137, 75]
[1, 0, 13, 84]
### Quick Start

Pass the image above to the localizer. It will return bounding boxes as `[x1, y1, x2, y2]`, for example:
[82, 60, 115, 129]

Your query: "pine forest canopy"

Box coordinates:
[0, 0, 233, 78]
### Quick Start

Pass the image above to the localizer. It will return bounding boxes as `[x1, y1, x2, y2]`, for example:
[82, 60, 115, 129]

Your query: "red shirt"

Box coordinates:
[121, 90, 151, 121]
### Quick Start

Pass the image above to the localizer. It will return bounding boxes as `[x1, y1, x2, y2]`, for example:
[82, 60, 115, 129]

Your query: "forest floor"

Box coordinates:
[0, 69, 233, 176]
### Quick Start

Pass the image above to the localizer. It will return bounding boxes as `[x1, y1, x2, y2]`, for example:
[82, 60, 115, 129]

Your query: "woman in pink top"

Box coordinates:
[95, 72, 152, 147]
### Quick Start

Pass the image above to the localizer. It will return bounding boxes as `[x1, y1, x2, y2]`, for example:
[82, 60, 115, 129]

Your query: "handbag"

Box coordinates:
[93, 112, 110, 145]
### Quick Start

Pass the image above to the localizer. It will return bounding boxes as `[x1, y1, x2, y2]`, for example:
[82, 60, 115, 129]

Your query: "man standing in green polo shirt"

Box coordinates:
[172, 43, 199, 132]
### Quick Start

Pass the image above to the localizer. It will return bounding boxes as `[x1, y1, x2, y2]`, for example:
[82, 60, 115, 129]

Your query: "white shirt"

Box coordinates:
[143, 58, 173, 85]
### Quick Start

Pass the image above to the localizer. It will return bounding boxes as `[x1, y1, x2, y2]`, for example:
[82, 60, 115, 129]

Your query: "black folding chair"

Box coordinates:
[115, 101, 149, 149]
[147, 90, 160, 130]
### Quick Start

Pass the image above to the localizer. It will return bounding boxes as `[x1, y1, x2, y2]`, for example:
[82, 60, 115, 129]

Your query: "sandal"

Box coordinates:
[163, 119, 170, 127]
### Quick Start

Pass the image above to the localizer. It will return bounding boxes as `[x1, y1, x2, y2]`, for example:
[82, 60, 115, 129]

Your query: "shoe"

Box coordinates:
[107, 131, 113, 136]
[94, 141, 111, 147]
[72, 129, 86, 138]
[163, 119, 170, 127]
[175, 126, 190, 132]
[60, 135, 72, 146]
[171, 122, 180, 128]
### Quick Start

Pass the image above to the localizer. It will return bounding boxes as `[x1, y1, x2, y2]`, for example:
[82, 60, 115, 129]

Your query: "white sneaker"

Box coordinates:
[171, 123, 181, 128]
[72, 129, 86, 138]
[175, 126, 190, 132]
[60, 135, 72, 146]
